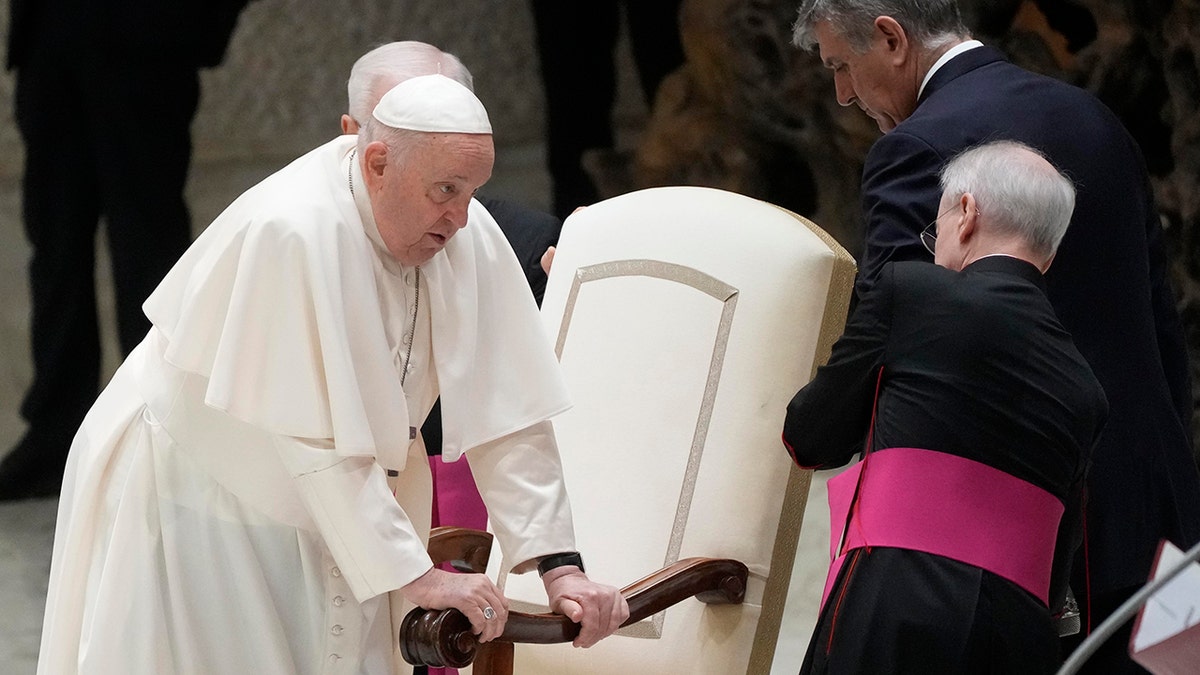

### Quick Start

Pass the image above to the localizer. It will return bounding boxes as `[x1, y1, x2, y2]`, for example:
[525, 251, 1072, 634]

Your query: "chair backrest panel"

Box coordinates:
[492, 186, 856, 674]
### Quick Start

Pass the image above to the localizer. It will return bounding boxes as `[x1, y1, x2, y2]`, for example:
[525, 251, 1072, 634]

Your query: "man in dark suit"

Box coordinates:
[530, 0, 685, 219]
[784, 140, 1108, 674]
[792, 2, 1200, 670]
[1, 0, 252, 500]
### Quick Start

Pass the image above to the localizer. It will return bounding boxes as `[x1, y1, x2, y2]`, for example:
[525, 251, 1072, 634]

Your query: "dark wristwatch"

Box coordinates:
[537, 551, 585, 577]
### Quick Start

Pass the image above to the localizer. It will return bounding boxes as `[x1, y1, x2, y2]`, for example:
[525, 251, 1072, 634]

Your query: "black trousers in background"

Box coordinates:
[12, 50, 197, 469]
[530, 0, 684, 219]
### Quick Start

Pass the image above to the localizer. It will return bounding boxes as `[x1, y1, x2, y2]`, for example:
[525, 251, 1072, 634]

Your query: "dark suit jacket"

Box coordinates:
[854, 45, 1200, 594]
[785, 258, 1107, 672]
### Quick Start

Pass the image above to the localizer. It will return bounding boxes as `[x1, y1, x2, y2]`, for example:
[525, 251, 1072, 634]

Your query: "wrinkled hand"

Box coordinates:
[401, 567, 509, 643]
[543, 567, 629, 648]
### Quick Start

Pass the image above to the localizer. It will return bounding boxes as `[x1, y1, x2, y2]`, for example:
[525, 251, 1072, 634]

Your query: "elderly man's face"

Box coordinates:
[368, 132, 494, 266]
[814, 20, 914, 133]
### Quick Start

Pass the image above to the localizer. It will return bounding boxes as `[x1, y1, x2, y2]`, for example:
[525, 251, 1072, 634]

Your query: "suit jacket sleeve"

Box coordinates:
[857, 130, 944, 299]
[783, 264, 893, 468]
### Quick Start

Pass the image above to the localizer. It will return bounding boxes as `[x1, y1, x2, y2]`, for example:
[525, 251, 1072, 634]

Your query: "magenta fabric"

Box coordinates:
[427, 455, 489, 675]
[428, 454, 488, 531]
[821, 447, 1064, 610]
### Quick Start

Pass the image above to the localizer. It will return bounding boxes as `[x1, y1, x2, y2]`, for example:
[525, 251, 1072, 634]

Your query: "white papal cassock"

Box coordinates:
[37, 135, 577, 675]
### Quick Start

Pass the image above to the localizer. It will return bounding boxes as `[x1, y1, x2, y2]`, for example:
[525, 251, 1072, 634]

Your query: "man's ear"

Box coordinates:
[340, 114, 358, 135]
[361, 141, 389, 188]
[875, 16, 910, 65]
[958, 192, 979, 242]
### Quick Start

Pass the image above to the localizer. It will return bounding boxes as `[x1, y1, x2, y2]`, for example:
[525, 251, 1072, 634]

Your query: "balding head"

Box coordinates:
[933, 140, 1076, 271]
[343, 41, 475, 134]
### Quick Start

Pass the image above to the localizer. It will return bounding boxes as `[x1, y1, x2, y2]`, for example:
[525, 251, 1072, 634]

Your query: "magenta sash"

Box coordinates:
[821, 447, 1064, 609]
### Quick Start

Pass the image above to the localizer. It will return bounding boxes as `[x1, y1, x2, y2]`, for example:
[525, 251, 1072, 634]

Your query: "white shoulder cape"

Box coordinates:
[143, 135, 570, 470]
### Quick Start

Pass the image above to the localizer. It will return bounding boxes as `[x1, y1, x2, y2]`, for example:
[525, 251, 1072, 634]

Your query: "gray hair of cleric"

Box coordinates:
[350, 41, 476, 156]
[939, 141, 1076, 259]
[792, 0, 968, 52]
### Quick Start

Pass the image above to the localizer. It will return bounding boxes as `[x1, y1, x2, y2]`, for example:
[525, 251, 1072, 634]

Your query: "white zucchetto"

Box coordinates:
[371, 73, 492, 134]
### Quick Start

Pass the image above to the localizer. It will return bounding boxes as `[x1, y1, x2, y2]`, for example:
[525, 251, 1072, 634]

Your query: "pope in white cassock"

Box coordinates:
[36, 74, 628, 675]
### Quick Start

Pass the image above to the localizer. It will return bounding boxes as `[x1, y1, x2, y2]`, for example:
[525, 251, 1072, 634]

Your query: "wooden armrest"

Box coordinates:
[427, 526, 494, 574]
[399, 556, 749, 668]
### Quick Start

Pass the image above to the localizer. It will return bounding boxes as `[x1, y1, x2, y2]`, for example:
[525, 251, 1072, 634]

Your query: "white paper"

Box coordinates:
[1132, 541, 1200, 652]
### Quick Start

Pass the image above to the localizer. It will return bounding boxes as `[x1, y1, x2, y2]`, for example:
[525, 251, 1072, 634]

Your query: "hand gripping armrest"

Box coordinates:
[399, 557, 749, 668]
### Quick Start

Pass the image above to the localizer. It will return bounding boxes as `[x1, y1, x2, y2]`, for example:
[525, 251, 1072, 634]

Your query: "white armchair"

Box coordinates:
[401, 186, 856, 674]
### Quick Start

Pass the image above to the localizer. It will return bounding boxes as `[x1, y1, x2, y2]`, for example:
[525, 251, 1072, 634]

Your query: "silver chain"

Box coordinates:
[401, 268, 419, 387]
[348, 148, 422, 389]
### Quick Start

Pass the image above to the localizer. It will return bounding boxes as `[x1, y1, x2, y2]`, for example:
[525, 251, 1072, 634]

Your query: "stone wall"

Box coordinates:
[0, 0, 553, 202]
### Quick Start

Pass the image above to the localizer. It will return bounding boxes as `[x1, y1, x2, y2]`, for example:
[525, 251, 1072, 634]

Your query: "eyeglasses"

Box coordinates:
[920, 205, 980, 255]
[920, 219, 938, 255]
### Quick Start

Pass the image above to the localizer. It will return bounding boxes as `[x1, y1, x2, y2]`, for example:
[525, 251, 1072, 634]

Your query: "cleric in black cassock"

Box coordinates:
[783, 141, 1108, 674]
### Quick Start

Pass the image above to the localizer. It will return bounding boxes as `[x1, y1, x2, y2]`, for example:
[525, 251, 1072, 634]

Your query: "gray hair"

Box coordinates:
[349, 41, 475, 155]
[939, 140, 1076, 258]
[358, 126, 435, 174]
[792, 0, 968, 52]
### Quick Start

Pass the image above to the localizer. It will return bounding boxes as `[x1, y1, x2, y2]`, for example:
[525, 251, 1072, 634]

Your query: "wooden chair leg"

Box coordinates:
[471, 641, 514, 675]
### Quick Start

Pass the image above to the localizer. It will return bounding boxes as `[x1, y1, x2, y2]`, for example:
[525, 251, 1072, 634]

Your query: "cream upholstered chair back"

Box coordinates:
[493, 186, 855, 673]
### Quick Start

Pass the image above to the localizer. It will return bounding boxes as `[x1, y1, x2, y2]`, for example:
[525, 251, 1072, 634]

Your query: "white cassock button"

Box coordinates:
[331, 624, 344, 636]
[404, 271, 416, 286]
[405, 362, 415, 374]
[332, 595, 345, 607]
[331, 566, 342, 578]
[328, 654, 341, 664]
[402, 332, 412, 347]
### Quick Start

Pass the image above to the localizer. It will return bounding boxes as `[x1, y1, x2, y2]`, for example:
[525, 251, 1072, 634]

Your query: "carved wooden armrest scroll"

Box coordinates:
[399, 556, 749, 668]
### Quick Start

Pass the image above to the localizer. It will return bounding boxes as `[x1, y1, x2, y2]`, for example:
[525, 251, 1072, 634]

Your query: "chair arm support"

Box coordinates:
[427, 526, 494, 574]
[399, 556, 749, 668]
